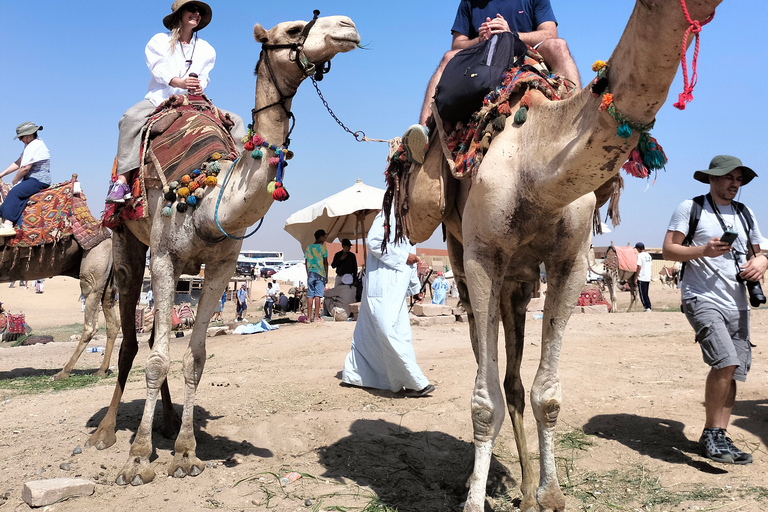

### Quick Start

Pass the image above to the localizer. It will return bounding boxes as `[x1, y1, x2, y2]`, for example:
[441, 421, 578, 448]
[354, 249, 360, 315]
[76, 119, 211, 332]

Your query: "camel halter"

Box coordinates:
[253, 9, 329, 148]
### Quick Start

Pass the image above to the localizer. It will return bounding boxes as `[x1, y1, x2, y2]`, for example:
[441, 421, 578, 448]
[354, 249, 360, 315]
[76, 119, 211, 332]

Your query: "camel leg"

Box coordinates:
[87, 229, 148, 451]
[500, 279, 538, 512]
[168, 257, 236, 478]
[461, 244, 507, 512]
[605, 271, 618, 313]
[116, 247, 180, 486]
[625, 271, 638, 312]
[98, 266, 120, 377]
[54, 241, 115, 380]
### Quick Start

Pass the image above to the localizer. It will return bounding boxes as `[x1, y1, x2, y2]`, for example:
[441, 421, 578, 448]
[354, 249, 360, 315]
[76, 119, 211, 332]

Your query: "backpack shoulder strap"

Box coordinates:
[683, 195, 705, 247]
[732, 200, 754, 232]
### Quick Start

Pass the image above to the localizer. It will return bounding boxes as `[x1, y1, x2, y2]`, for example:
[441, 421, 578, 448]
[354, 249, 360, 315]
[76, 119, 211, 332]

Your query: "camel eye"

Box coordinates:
[286, 25, 302, 36]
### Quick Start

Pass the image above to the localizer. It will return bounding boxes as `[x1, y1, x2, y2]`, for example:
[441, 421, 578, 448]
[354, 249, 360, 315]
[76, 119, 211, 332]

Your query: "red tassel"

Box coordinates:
[244, 141, 255, 151]
[272, 183, 289, 201]
[269, 157, 280, 167]
[621, 149, 649, 178]
[497, 102, 512, 116]
[673, 90, 693, 110]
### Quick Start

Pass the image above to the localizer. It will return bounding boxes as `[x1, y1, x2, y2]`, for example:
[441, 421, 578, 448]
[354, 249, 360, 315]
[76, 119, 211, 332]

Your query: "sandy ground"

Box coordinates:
[2, 277, 768, 511]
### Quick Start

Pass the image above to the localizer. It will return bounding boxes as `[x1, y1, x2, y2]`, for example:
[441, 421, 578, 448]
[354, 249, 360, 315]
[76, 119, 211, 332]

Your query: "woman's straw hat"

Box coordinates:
[163, 0, 212, 32]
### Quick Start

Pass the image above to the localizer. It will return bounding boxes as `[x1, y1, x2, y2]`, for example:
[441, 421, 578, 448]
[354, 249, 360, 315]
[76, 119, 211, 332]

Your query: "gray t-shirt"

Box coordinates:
[668, 198, 764, 310]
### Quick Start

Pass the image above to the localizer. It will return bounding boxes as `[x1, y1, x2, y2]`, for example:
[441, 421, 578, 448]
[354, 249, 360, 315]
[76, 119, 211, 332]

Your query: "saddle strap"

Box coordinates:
[430, 102, 462, 179]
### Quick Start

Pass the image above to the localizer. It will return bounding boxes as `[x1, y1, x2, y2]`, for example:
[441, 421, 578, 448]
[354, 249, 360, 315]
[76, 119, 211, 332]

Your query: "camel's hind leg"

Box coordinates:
[54, 240, 116, 380]
[168, 255, 236, 478]
[500, 279, 537, 512]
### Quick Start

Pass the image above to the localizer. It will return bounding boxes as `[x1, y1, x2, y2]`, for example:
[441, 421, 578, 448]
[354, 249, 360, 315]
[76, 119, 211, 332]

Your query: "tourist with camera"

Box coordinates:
[663, 155, 767, 465]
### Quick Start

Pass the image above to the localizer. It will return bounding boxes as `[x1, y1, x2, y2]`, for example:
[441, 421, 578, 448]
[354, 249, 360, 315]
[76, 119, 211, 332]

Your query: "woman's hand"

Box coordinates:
[170, 76, 202, 94]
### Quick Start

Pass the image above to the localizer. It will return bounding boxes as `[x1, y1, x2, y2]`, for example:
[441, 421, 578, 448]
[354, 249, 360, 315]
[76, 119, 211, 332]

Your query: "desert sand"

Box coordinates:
[1, 276, 768, 511]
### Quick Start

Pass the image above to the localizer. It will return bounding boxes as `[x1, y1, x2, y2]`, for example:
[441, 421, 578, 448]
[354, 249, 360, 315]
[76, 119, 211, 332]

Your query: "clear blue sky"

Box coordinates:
[2, 1, 766, 259]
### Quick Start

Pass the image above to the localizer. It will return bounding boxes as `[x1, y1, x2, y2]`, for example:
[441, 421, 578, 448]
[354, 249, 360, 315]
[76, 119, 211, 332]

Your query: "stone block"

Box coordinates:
[455, 314, 468, 322]
[22, 478, 95, 507]
[411, 316, 434, 327]
[583, 305, 609, 314]
[527, 298, 545, 311]
[207, 327, 229, 337]
[572, 306, 584, 314]
[452, 306, 466, 315]
[433, 315, 456, 325]
[411, 304, 453, 317]
[348, 302, 361, 314]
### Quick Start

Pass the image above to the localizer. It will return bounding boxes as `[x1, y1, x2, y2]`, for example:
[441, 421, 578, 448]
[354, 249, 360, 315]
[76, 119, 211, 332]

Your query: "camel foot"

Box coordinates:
[85, 425, 117, 451]
[169, 452, 204, 479]
[93, 368, 113, 378]
[52, 370, 70, 381]
[116, 456, 155, 486]
[520, 495, 539, 512]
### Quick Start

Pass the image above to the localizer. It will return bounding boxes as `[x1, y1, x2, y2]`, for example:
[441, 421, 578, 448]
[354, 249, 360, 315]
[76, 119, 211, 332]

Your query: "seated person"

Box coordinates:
[403, 0, 581, 164]
[274, 292, 289, 313]
[331, 238, 358, 286]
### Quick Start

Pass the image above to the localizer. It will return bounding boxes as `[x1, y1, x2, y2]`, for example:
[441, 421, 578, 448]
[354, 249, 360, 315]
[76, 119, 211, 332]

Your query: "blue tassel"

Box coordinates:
[186, 196, 197, 206]
[162, 204, 173, 217]
[252, 149, 263, 159]
[513, 106, 528, 124]
[617, 124, 632, 138]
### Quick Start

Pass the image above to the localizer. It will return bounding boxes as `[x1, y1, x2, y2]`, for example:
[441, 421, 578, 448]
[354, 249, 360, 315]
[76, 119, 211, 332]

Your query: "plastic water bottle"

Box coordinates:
[90, 346, 106, 353]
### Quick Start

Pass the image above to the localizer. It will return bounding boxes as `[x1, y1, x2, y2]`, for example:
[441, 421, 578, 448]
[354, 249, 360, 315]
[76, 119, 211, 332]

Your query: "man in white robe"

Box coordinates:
[341, 210, 435, 396]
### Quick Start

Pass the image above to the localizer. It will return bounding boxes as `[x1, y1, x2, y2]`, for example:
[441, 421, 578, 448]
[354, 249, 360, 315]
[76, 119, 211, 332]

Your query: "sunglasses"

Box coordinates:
[183, 5, 203, 14]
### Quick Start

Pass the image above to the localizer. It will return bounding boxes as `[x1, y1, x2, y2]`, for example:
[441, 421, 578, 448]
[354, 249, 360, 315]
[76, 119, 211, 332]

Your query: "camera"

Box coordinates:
[736, 274, 767, 308]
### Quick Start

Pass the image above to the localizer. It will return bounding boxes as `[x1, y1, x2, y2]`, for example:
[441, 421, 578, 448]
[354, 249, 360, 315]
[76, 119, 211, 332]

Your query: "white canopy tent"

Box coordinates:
[283, 179, 385, 265]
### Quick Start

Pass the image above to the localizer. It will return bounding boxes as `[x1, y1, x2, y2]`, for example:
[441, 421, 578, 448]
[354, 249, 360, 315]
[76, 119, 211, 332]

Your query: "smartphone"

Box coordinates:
[720, 230, 738, 245]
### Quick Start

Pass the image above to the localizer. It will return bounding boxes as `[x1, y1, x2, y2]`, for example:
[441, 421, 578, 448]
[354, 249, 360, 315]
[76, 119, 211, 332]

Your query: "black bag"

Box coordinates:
[434, 32, 527, 123]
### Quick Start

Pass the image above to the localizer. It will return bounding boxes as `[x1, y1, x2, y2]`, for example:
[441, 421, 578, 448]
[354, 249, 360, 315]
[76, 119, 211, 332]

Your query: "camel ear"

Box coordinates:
[254, 24, 269, 44]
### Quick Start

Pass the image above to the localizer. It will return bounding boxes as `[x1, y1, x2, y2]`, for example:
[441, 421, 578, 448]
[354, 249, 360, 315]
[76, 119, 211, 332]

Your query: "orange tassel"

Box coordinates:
[599, 93, 613, 112]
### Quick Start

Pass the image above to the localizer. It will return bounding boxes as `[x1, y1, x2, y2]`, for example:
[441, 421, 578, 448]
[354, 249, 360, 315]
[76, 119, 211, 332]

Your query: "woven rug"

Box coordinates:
[577, 287, 611, 312]
[1, 180, 110, 249]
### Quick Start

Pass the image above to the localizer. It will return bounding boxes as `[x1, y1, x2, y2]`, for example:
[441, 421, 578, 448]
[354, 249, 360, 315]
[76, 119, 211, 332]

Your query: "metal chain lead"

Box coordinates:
[312, 76, 381, 143]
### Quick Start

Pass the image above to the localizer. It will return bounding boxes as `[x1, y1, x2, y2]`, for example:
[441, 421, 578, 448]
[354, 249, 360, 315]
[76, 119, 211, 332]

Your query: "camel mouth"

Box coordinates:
[329, 34, 361, 51]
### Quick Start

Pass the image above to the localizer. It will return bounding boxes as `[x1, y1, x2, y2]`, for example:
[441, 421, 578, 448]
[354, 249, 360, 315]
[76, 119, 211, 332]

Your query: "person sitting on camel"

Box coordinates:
[0, 122, 52, 237]
[106, 0, 244, 203]
[402, 0, 581, 165]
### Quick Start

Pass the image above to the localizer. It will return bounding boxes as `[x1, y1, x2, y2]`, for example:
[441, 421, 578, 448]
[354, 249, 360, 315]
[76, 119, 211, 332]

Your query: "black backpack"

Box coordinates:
[434, 32, 527, 123]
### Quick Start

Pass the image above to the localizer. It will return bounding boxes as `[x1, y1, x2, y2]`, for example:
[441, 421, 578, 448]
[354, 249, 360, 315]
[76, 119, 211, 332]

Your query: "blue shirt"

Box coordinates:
[451, 0, 557, 40]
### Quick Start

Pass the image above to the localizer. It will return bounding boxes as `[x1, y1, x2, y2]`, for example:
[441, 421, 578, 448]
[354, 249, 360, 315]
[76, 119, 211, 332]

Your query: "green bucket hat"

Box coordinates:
[694, 155, 757, 186]
[14, 122, 43, 140]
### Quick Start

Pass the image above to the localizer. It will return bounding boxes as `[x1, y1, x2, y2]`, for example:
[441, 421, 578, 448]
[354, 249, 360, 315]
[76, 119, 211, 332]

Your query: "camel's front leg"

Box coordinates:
[500, 279, 538, 512]
[462, 245, 507, 512]
[116, 249, 179, 486]
[99, 264, 120, 378]
[533, 257, 589, 511]
[168, 258, 235, 478]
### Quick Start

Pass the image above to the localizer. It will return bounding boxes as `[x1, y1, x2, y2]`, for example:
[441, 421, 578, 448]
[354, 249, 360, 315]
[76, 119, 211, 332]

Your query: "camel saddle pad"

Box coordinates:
[577, 287, 611, 312]
[8, 313, 25, 334]
[141, 94, 238, 188]
[0, 180, 109, 249]
[614, 246, 638, 273]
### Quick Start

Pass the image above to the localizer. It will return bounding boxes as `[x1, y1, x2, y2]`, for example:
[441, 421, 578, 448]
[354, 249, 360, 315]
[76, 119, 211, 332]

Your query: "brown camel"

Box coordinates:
[85, 14, 360, 486]
[0, 178, 119, 380]
[586, 245, 639, 313]
[397, 1, 722, 510]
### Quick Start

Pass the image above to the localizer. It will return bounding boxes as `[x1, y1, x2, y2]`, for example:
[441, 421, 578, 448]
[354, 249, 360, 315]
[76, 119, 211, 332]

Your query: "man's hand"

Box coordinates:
[414, 292, 424, 302]
[406, 254, 420, 266]
[480, 14, 510, 40]
[701, 237, 733, 258]
[739, 253, 768, 282]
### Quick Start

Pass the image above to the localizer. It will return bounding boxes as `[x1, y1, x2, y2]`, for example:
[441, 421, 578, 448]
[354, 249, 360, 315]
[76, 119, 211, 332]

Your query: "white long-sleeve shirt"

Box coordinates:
[144, 32, 216, 106]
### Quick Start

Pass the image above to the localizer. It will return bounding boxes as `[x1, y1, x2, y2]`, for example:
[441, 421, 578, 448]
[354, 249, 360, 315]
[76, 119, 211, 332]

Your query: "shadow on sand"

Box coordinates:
[318, 418, 518, 512]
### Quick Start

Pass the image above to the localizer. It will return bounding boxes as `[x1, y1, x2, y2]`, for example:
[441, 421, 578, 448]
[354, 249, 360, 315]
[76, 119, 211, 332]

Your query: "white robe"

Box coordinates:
[341, 211, 429, 392]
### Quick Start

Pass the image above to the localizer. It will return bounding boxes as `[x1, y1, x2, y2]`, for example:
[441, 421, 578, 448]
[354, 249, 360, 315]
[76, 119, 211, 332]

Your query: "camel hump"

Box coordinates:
[142, 94, 239, 188]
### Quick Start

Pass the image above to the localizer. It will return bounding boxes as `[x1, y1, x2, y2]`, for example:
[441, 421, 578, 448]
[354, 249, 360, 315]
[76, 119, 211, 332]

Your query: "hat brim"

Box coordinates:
[13, 125, 42, 140]
[163, 1, 212, 32]
[694, 165, 757, 186]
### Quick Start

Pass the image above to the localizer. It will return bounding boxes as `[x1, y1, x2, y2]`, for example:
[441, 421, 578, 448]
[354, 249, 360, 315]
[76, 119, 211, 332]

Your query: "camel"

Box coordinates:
[586, 245, 639, 313]
[395, 1, 722, 510]
[659, 264, 680, 288]
[84, 14, 360, 486]
[0, 178, 119, 380]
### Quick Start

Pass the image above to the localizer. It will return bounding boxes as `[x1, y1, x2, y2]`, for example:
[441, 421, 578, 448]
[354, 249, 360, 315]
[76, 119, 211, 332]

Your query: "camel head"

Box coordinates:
[253, 14, 360, 82]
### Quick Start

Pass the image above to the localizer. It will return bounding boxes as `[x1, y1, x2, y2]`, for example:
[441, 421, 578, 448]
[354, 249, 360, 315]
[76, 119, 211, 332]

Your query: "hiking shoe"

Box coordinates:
[105, 181, 131, 203]
[699, 428, 735, 463]
[723, 432, 753, 464]
[402, 124, 429, 164]
[0, 225, 16, 237]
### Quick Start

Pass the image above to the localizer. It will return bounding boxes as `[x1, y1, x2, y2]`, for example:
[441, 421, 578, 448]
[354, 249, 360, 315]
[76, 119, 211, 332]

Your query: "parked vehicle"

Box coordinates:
[236, 262, 256, 276]
[260, 267, 277, 278]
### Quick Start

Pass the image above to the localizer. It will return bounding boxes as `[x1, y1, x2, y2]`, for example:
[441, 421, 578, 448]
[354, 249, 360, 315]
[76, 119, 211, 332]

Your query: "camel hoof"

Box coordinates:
[93, 369, 111, 377]
[173, 467, 187, 478]
[189, 465, 202, 477]
[86, 428, 117, 451]
[116, 456, 155, 486]
[130, 475, 144, 486]
[169, 453, 204, 479]
[116, 474, 128, 486]
[52, 371, 69, 381]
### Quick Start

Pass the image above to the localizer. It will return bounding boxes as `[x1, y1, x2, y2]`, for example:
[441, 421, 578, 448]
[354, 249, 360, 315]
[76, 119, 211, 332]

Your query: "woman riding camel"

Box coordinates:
[0, 122, 53, 237]
[106, 0, 244, 203]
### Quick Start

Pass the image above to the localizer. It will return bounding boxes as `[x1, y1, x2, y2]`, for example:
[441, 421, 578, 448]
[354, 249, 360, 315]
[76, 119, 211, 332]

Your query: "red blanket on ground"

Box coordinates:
[577, 287, 612, 312]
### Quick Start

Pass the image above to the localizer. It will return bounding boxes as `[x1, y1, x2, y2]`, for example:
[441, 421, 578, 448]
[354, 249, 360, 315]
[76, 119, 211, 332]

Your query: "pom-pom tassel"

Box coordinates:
[162, 203, 173, 217]
[177, 201, 188, 213]
[621, 149, 650, 178]
[642, 136, 668, 170]
[616, 123, 632, 138]
[513, 105, 528, 125]
[591, 76, 609, 96]
[272, 183, 289, 201]
[491, 115, 506, 131]
[251, 149, 263, 159]
[186, 195, 197, 206]
[497, 102, 512, 116]
[591, 60, 607, 72]
[267, 179, 276, 195]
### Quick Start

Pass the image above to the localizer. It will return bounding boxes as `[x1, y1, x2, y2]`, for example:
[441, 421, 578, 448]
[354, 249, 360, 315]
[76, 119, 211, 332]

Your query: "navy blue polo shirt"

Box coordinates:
[451, 0, 558, 39]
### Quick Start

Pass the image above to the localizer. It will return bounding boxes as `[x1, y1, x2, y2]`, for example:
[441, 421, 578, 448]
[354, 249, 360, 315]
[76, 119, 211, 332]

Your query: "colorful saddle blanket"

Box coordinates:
[577, 287, 611, 312]
[0, 180, 110, 249]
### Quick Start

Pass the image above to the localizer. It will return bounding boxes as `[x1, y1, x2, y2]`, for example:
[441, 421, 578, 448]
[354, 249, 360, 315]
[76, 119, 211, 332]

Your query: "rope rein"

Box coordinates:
[673, 0, 715, 110]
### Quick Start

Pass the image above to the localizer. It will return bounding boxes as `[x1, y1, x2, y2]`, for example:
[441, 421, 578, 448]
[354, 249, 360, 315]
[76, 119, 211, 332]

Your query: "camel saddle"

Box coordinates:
[0, 177, 110, 250]
[383, 47, 575, 247]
